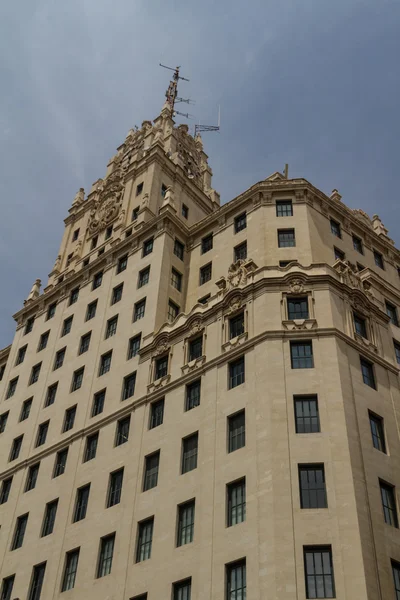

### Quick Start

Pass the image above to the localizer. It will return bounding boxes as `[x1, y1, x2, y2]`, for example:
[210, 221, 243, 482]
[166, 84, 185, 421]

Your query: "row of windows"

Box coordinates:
[330, 217, 390, 271]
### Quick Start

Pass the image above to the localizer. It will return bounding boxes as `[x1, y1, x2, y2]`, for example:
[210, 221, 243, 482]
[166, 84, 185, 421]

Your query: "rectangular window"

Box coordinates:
[330, 219, 341, 238]
[105, 316, 118, 339]
[229, 312, 245, 339]
[79, 332, 91, 355]
[0, 575, 14, 600]
[73, 484, 90, 522]
[386, 301, 399, 326]
[227, 479, 246, 526]
[188, 336, 203, 361]
[294, 396, 320, 433]
[150, 398, 164, 429]
[173, 579, 191, 600]
[142, 238, 154, 256]
[46, 302, 57, 321]
[84, 432, 98, 462]
[86, 300, 97, 321]
[174, 239, 184, 260]
[299, 464, 327, 509]
[290, 341, 314, 369]
[69, 287, 79, 305]
[182, 203, 189, 219]
[304, 546, 335, 599]
[62, 316, 73, 336]
[380, 481, 398, 527]
[171, 268, 182, 291]
[38, 331, 49, 351]
[177, 500, 195, 546]
[155, 355, 168, 380]
[53, 448, 68, 477]
[161, 184, 167, 197]
[234, 212, 247, 233]
[45, 382, 58, 407]
[0, 477, 12, 504]
[54, 348, 66, 370]
[394, 340, 400, 365]
[234, 241, 247, 262]
[278, 228, 296, 247]
[134, 298, 146, 321]
[198, 294, 211, 304]
[354, 313, 367, 338]
[138, 267, 150, 288]
[201, 233, 213, 254]
[28, 562, 46, 600]
[72, 228, 80, 241]
[122, 372, 136, 400]
[41, 499, 58, 537]
[25, 463, 40, 492]
[182, 433, 198, 474]
[228, 410, 245, 452]
[71, 367, 84, 391]
[107, 468, 124, 507]
[352, 235, 363, 254]
[61, 549, 80, 592]
[288, 297, 309, 320]
[105, 225, 113, 240]
[369, 412, 386, 453]
[357, 262, 365, 272]
[186, 380, 201, 411]
[115, 416, 130, 446]
[112, 283, 123, 304]
[25, 316, 35, 334]
[20, 398, 32, 422]
[334, 247, 345, 261]
[16, 345, 27, 365]
[92, 390, 105, 416]
[12, 513, 28, 549]
[168, 300, 180, 322]
[374, 250, 384, 269]
[97, 534, 115, 578]
[35, 421, 49, 447]
[136, 518, 154, 562]
[91, 235, 98, 250]
[9, 435, 23, 461]
[128, 334, 141, 359]
[6, 377, 18, 398]
[125, 228, 132, 238]
[229, 356, 245, 389]
[136, 182, 143, 196]
[392, 561, 400, 600]
[29, 363, 42, 385]
[99, 352, 112, 376]
[0, 411, 9, 433]
[143, 451, 160, 491]
[200, 263, 212, 285]
[226, 560, 246, 600]
[360, 357, 376, 389]
[276, 200, 293, 217]
[63, 406, 77, 433]
[92, 271, 103, 290]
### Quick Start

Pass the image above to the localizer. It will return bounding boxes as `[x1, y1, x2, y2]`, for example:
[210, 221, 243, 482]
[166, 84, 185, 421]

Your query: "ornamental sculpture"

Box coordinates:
[87, 169, 124, 234]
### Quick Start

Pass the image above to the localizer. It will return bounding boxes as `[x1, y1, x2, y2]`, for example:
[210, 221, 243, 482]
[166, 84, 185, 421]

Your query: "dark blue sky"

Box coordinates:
[1, 0, 399, 346]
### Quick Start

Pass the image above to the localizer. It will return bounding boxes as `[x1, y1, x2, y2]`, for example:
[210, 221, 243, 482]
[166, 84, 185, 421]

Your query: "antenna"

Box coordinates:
[195, 105, 221, 136]
[159, 63, 190, 114]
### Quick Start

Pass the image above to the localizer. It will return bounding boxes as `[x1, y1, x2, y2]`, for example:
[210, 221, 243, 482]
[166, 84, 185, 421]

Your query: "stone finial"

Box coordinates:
[72, 188, 85, 207]
[53, 255, 61, 273]
[330, 189, 342, 202]
[26, 279, 41, 303]
[372, 214, 389, 238]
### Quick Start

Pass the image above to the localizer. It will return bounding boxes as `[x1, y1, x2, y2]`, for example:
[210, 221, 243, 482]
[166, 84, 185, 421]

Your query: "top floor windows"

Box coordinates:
[142, 238, 154, 257]
[174, 239, 184, 260]
[234, 212, 247, 233]
[276, 200, 293, 217]
[330, 219, 341, 238]
[374, 250, 384, 269]
[201, 234, 213, 254]
[352, 235, 363, 254]
[24, 316, 35, 335]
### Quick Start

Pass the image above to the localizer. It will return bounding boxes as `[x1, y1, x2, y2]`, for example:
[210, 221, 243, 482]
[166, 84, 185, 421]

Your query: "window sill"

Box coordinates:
[181, 355, 206, 375]
[282, 319, 317, 331]
[354, 332, 378, 353]
[222, 332, 248, 352]
[147, 374, 170, 393]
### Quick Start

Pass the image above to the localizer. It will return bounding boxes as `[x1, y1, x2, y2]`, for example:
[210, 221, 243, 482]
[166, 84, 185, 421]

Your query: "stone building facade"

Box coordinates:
[0, 84, 400, 600]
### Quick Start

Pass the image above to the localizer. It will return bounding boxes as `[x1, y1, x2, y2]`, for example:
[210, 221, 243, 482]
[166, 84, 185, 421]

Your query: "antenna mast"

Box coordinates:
[195, 106, 221, 136]
[159, 63, 192, 117]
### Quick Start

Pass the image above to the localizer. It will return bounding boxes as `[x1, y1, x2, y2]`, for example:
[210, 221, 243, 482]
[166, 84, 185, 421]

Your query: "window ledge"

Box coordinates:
[354, 332, 378, 353]
[282, 319, 317, 331]
[222, 332, 248, 352]
[147, 374, 170, 393]
[181, 355, 206, 374]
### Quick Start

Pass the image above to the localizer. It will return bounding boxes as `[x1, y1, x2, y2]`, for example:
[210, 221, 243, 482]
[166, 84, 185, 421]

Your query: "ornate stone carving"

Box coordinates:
[227, 296, 242, 314]
[88, 170, 124, 235]
[73, 240, 82, 259]
[153, 340, 170, 357]
[288, 279, 305, 294]
[227, 260, 248, 288]
[72, 188, 85, 207]
[25, 279, 41, 303]
[53, 255, 61, 273]
[189, 320, 203, 337]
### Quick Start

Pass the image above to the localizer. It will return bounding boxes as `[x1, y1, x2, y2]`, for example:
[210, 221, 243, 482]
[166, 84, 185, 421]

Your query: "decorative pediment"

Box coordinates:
[88, 170, 124, 235]
[153, 339, 170, 357]
[216, 259, 258, 293]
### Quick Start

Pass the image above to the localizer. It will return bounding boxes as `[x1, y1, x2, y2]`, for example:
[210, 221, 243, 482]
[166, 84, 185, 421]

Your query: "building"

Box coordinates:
[0, 72, 400, 600]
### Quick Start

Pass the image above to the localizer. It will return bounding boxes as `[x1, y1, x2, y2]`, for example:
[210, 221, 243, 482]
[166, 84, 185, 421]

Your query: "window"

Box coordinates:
[182, 203, 189, 219]
[188, 336, 203, 362]
[69, 287, 79, 305]
[25, 463, 40, 492]
[173, 579, 192, 600]
[6, 377, 18, 398]
[380, 481, 398, 527]
[117, 254, 128, 274]
[186, 380, 201, 411]
[0, 575, 14, 600]
[177, 500, 195, 546]
[392, 561, 400, 600]
[226, 560, 246, 600]
[0, 411, 8, 433]
[136, 182, 144, 196]
[11, 513, 28, 549]
[278, 228, 296, 247]
[131, 594, 147, 600]
[334, 247, 345, 261]
[0, 478, 12, 504]
[352, 235, 363, 253]
[304, 546, 335, 599]
[288, 297, 309, 320]
[299, 464, 327, 508]
[92, 390, 105, 416]
[29, 362, 42, 385]
[143, 451, 160, 491]
[79, 332, 91, 354]
[168, 300, 179, 322]
[16, 345, 27, 365]
[73, 484, 90, 522]
[132, 207, 140, 221]
[202, 233, 213, 254]
[28, 562, 46, 600]
[229, 312, 245, 339]
[294, 396, 320, 433]
[227, 478, 246, 526]
[71, 367, 84, 391]
[161, 184, 168, 197]
[234, 241, 247, 262]
[357, 263, 365, 272]
[46, 302, 57, 320]
[134, 298, 146, 321]
[182, 433, 198, 474]
[62, 316, 73, 336]
[138, 266, 150, 288]
[72, 227, 80, 241]
[41, 499, 58, 537]
[276, 200, 293, 217]
[154, 355, 168, 380]
[20, 398, 32, 422]
[149, 398, 164, 429]
[63, 406, 77, 433]
[280, 260, 295, 267]
[386, 301, 399, 326]
[83, 257, 89, 266]
[112, 283, 123, 304]
[98, 248, 104, 258]
[54, 348, 66, 370]
[0, 365, 5, 381]
[171, 268, 182, 291]
[91, 235, 98, 250]
[97, 534, 115, 578]
[198, 294, 210, 304]
[122, 372, 136, 400]
[105, 225, 113, 240]
[53, 448, 68, 477]
[92, 271, 103, 290]
[394, 340, 400, 365]
[234, 212, 247, 233]
[136, 518, 154, 562]
[125, 228, 132, 238]
[25, 316, 35, 334]
[354, 313, 367, 338]
[115, 417, 130, 446]
[369, 412, 386, 453]
[84, 433, 98, 462]
[106, 315, 118, 338]
[228, 410, 245, 452]
[99, 352, 112, 376]
[61, 549, 80, 592]
[45, 382, 58, 407]
[143, 238, 154, 256]
[107, 468, 124, 507]
[374, 250, 384, 269]
[174, 239, 184, 260]
[86, 300, 97, 321]
[360, 357, 376, 389]
[200, 263, 212, 285]
[229, 356, 245, 389]
[9, 435, 23, 461]
[38, 331, 49, 351]
[330, 219, 341, 238]
[290, 341, 314, 369]
[128, 334, 141, 359]
[36, 421, 49, 447]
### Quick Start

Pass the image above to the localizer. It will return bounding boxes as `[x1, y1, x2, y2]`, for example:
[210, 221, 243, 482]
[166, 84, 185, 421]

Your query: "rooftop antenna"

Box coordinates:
[159, 63, 192, 117]
[194, 105, 221, 136]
